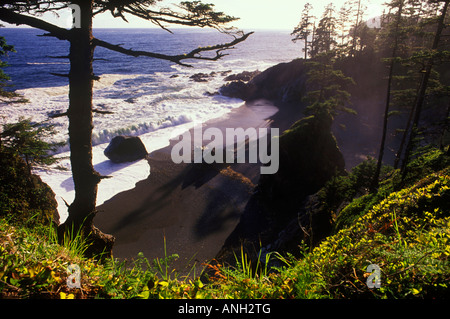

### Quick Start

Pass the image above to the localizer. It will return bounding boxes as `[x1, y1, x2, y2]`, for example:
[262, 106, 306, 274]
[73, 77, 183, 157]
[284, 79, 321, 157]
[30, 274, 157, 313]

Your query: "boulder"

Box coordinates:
[104, 135, 148, 163]
[190, 72, 212, 82]
[219, 80, 255, 100]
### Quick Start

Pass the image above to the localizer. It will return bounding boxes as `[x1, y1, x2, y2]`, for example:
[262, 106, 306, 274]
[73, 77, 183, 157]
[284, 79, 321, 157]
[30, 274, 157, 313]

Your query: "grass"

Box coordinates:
[301, 167, 450, 298]
[1, 148, 449, 299]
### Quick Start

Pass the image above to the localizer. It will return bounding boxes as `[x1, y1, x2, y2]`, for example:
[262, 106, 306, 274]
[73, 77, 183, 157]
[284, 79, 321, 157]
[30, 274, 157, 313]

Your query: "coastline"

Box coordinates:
[94, 99, 295, 274]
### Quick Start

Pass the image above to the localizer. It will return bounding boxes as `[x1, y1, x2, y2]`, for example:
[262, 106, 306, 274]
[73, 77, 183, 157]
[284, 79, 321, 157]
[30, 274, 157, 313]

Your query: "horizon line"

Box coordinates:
[1, 25, 292, 32]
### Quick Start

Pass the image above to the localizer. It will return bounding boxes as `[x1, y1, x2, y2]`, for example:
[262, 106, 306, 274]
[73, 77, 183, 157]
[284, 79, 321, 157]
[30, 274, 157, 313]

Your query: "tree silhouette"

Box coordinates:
[0, 25, 16, 98]
[371, 0, 405, 191]
[0, 0, 252, 255]
[291, 3, 315, 59]
[310, 3, 338, 57]
[401, 0, 449, 181]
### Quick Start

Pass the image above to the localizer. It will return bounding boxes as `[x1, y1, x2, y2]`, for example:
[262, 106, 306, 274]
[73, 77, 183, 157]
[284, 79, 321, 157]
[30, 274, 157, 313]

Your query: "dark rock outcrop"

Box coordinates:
[219, 80, 253, 100]
[218, 59, 308, 105]
[219, 70, 261, 100]
[104, 135, 148, 163]
[224, 70, 261, 82]
[247, 59, 308, 104]
[216, 111, 345, 266]
[190, 72, 211, 82]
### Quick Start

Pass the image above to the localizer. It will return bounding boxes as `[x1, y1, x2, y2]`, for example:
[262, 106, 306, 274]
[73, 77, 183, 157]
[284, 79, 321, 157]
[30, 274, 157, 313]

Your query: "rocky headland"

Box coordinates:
[94, 56, 387, 273]
[96, 53, 447, 275]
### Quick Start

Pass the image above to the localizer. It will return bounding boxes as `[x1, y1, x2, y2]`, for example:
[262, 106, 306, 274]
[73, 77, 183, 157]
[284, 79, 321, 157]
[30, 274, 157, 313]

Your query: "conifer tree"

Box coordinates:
[336, 1, 352, 56]
[291, 3, 315, 59]
[401, 0, 450, 180]
[0, 0, 251, 255]
[350, 0, 364, 57]
[1, 118, 63, 174]
[0, 25, 15, 98]
[371, 0, 406, 190]
[303, 51, 355, 118]
[310, 3, 338, 57]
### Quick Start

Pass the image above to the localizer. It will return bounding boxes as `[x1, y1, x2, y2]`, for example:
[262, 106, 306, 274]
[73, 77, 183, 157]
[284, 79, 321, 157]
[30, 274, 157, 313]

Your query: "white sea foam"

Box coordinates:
[2, 67, 246, 223]
[0, 28, 302, 224]
[34, 122, 194, 223]
[26, 62, 70, 65]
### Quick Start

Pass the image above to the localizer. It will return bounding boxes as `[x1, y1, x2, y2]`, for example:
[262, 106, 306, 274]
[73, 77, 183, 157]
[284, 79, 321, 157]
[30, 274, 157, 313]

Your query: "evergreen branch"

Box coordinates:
[50, 72, 70, 78]
[98, 1, 239, 34]
[92, 31, 253, 67]
[47, 55, 70, 59]
[0, 7, 71, 41]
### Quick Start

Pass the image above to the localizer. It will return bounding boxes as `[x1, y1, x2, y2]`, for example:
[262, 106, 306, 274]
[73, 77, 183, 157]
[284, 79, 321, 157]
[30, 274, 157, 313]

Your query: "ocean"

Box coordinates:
[0, 28, 301, 222]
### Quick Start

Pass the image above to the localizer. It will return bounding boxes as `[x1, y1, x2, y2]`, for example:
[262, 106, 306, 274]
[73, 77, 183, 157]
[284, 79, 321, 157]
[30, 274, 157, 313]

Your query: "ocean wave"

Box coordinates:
[2, 28, 303, 222]
[26, 62, 70, 65]
[91, 113, 194, 146]
[4, 65, 247, 148]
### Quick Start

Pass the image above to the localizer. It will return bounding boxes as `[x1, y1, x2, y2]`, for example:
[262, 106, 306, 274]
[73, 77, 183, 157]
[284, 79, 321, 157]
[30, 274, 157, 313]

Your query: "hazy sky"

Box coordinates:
[3, 0, 388, 30]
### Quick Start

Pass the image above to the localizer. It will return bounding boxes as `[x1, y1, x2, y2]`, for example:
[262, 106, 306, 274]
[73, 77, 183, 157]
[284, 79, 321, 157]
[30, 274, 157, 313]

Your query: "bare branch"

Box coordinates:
[50, 72, 70, 78]
[47, 55, 70, 59]
[92, 31, 253, 67]
[0, 7, 71, 41]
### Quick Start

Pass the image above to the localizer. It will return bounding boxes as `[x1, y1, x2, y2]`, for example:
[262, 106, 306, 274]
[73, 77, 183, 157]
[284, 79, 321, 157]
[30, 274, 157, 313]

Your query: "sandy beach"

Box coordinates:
[94, 99, 300, 275]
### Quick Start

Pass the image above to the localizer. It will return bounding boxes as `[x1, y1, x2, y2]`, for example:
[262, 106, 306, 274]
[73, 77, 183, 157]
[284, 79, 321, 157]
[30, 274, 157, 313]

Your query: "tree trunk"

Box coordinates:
[440, 101, 450, 150]
[351, 0, 361, 57]
[304, 37, 308, 60]
[401, 0, 449, 181]
[394, 94, 416, 169]
[371, 0, 404, 191]
[58, 0, 114, 257]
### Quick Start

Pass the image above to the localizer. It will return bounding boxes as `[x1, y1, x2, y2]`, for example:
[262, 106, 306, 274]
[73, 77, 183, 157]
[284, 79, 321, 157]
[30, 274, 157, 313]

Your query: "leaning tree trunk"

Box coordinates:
[58, 0, 114, 256]
[371, 0, 404, 191]
[401, 0, 449, 181]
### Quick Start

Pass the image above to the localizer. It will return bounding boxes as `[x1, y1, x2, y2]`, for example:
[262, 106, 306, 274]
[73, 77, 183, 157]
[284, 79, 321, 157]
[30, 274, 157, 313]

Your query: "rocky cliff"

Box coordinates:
[219, 54, 391, 169]
[215, 111, 346, 267]
[220, 59, 308, 106]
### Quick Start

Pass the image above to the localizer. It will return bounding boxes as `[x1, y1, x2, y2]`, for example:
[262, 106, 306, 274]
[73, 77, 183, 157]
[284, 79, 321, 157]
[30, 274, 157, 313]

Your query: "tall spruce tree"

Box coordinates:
[291, 3, 315, 59]
[350, 0, 363, 57]
[336, 1, 352, 56]
[401, 0, 450, 180]
[311, 3, 338, 57]
[371, 0, 406, 190]
[0, 0, 251, 255]
[303, 51, 355, 118]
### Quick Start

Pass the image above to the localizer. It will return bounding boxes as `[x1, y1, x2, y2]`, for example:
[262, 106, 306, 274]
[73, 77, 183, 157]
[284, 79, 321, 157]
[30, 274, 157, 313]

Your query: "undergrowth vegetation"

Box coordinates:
[1, 148, 449, 299]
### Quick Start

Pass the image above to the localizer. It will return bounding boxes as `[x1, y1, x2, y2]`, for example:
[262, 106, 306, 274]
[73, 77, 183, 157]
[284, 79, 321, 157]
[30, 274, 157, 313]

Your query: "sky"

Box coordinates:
[2, 0, 388, 30]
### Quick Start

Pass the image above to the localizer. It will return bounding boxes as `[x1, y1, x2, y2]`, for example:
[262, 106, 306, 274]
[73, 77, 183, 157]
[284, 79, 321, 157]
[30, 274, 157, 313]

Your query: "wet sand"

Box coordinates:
[94, 99, 289, 275]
